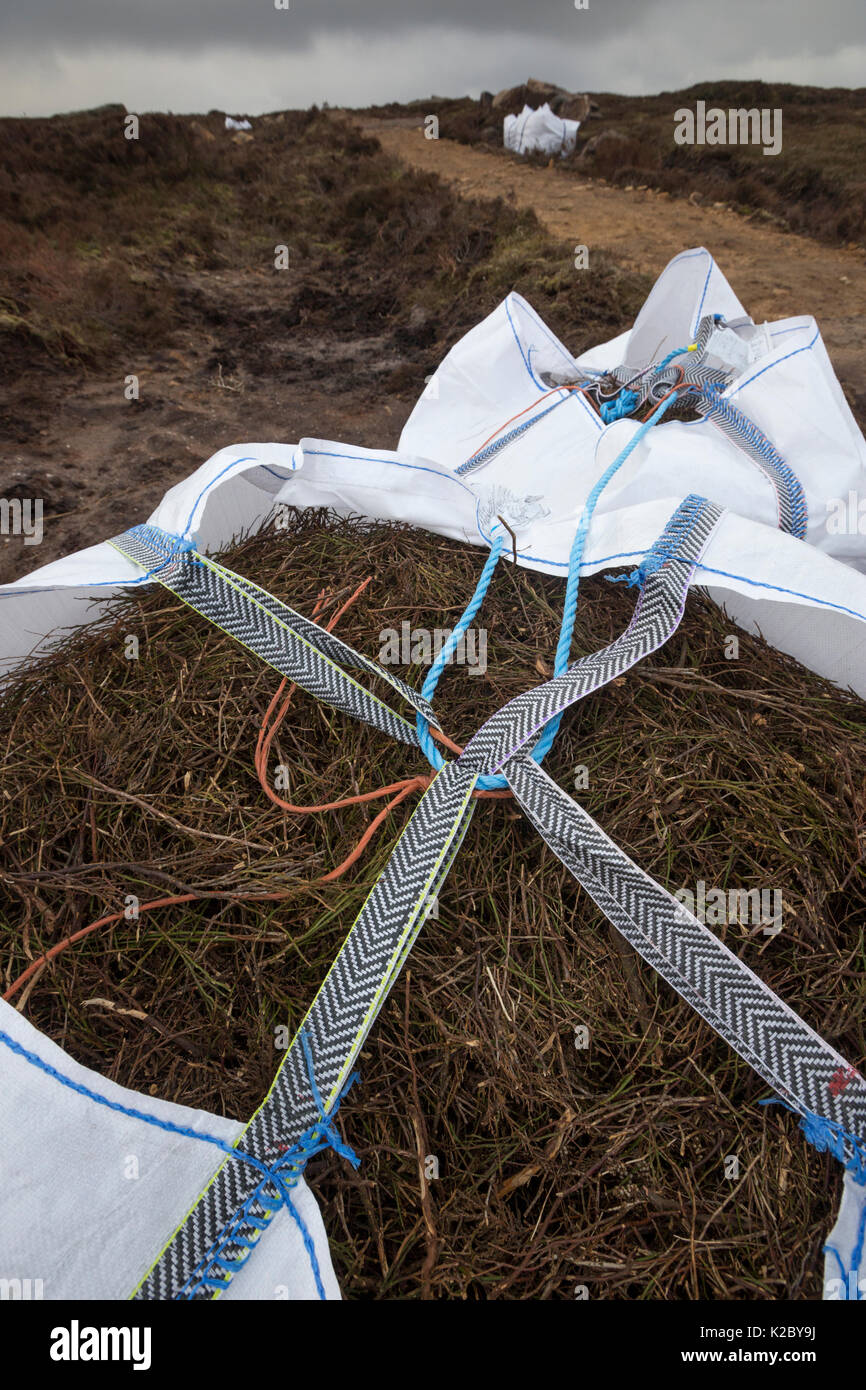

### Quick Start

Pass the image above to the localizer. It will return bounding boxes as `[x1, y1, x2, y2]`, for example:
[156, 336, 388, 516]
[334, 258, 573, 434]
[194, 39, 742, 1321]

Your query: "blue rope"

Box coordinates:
[416, 393, 681, 791]
[599, 388, 639, 423]
[528, 390, 681, 772]
[415, 529, 505, 787]
[290, 1030, 361, 1173]
[654, 343, 694, 372]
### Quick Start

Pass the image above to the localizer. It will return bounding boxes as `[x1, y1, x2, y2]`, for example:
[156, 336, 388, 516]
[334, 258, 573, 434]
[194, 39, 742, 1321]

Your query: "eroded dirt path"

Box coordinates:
[0, 269, 415, 586]
[4, 115, 864, 589]
[360, 117, 866, 404]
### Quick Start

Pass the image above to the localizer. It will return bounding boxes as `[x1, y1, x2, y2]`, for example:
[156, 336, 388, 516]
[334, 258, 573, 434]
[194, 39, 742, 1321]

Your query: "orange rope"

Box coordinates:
[5, 895, 196, 1001]
[253, 578, 510, 876]
[2, 888, 315, 1003]
[5, 572, 510, 1000]
[471, 382, 592, 457]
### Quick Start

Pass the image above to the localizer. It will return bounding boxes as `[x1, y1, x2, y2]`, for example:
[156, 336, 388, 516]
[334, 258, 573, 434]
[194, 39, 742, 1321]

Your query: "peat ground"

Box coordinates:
[1, 93, 865, 1301]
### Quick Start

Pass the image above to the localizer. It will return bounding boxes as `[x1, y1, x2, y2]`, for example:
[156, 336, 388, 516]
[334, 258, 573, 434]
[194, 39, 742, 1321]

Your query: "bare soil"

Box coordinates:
[2, 100, 863, 593]
[0, 107, 646, 585]
[358, 114, 866, 417]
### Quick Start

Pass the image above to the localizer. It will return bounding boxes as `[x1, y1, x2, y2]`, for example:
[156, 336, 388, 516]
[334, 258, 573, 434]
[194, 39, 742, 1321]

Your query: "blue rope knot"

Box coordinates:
[250, 1029, 361, 1201]
[182, 1030, 360, 1301]
[760, 1098, 866, 1185]
[274, 1029, 361, 1185]
[599, 388, 639, 424]
[603, 493, 707, 592]
[128, 524, 201, 580]
[799, 1111, 866, 1186]
[605, 551, 668, 591]
[606, 568, 643, 589]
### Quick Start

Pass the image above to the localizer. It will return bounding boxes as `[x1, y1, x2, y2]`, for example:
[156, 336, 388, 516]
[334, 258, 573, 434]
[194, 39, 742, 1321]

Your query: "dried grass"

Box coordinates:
[2, 507, 864, 1299]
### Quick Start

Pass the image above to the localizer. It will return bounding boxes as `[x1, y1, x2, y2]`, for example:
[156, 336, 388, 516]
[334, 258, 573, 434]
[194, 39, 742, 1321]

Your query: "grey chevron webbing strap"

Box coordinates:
[692, 385, 808, 539]
[129, 494, 725, 1299]
[614, 312, 725, 410]
[132, 761, 478, 1300]
[684, 315, 807, 540]
[108, 525, 440, 747]
[503, 754, 866, 1157]
[215, 565, 438, 721]
[613, 314, 807, 540]
[455, 490, 865, 1162]
[677, 316, 807, 540]
[123, 492, 861, 1300]
[450, 487, 864, 1159]
[459, 494, 721, 776]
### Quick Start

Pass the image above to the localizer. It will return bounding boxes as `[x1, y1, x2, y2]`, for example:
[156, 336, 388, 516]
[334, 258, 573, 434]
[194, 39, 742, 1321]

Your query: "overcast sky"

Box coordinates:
[0, 0, 863, 117]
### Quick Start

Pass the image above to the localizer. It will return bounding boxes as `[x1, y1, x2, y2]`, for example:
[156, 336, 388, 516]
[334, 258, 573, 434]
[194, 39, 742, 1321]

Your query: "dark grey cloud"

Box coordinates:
[1, 0, 862, 60]
[0, 0, 863, 116]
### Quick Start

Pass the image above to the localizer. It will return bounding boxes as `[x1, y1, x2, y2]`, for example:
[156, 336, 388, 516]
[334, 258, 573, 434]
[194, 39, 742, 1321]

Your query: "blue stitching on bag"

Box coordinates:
[0, 1024, 357, 1302]
[177, 1030, 360, 1301]
[0, 1027, 242, 1160]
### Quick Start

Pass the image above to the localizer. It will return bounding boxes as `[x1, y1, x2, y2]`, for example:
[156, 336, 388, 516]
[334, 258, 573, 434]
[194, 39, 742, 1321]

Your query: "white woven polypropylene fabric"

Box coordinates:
[3, 250, 865, 694]
[824, 1174, 866, 1300]
[2, 247, 865, 1301]
[503, 104, 580, 157]
[0, 999, 339, 1300]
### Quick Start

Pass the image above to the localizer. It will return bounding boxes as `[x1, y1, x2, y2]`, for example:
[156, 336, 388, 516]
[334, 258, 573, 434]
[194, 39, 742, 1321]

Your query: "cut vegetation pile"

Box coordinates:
[2, 508, 864, 1299]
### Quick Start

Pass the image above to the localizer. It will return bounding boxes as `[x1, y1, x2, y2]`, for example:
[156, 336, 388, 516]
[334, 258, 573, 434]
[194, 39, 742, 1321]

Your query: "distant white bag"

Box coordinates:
[503, 102, 580, 157]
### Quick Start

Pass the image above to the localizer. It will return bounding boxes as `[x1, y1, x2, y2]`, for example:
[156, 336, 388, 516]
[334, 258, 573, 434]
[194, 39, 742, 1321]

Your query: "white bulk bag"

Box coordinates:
[503, 102, 580, 157]
[2, 246, 865, 1300]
